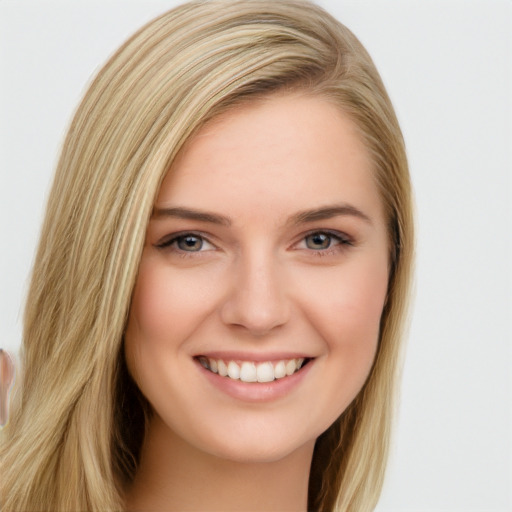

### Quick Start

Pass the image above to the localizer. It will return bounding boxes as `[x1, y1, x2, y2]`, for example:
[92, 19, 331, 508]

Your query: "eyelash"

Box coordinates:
[155, 230, 353, 257]
[298, 230, 353, 256]
[155, 232, 215, 257]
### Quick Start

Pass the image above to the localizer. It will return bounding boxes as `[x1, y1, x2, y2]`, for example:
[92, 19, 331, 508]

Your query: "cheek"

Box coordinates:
[303, 253, 387, 326]
[308, 261, 388, 419]
[300, 255, 388, 376]
[124, 256, 217, 378]
[279, 257, 389, 439]
[126, 257, 214, 342]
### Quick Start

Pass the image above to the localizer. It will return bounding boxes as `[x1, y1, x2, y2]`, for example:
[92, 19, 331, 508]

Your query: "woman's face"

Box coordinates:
[125, 93, 390, 463]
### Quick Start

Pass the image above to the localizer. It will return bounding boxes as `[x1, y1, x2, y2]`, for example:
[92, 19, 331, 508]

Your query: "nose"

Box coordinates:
[220, 252, 290, 336]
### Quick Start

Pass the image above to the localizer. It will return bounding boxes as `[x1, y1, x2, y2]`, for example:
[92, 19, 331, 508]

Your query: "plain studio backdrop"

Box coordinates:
[1, 1, 511, 511]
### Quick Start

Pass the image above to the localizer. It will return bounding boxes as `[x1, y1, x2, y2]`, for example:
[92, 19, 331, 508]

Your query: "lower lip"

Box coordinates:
[196, 360, 313, 403]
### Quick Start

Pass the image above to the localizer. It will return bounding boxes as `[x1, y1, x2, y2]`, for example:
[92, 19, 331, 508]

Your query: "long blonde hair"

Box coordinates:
[0, 1, 414, 510]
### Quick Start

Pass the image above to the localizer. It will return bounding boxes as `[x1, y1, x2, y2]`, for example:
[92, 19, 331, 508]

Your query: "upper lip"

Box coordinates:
[194, 351, 315, 362]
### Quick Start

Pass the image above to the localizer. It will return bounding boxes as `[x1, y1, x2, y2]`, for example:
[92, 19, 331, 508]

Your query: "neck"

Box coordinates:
[125, 416, 314, 512]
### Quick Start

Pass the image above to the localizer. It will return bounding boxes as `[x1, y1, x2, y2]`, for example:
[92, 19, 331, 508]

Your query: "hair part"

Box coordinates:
[1, 2, 414, 511]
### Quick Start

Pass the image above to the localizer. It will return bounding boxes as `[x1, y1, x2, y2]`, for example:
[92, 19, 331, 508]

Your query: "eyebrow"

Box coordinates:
[152, 206, 232, 226]
[152, 203, 372, 227]
[289, 204, 373, 226]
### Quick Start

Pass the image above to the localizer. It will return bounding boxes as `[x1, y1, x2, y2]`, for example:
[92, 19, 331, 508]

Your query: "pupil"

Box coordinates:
[178, 236, 202, 251]
[307, 233, 330, 249]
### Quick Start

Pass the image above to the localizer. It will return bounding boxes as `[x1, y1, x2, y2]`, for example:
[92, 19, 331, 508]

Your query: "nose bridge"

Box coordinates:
[220, 245, 289, 335]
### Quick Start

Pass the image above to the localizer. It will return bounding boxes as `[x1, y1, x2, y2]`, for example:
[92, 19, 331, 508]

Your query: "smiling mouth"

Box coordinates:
[196, 356, 311, 383]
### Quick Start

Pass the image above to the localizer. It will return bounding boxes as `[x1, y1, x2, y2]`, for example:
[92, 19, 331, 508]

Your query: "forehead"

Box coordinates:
[156, 93, 383, 225]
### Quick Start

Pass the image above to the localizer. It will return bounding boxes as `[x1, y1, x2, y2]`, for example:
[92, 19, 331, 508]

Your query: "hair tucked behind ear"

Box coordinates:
[0, 2, 413, 511]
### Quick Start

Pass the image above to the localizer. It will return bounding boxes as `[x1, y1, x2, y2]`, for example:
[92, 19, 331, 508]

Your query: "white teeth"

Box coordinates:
[240, 362, 257, 382]
[217, 360, 228, 377]
[285, 359, 297, 376]
[201, 356, 308, 382]
[227, 361, 240, 380]
[256, 362, 274, 383]
[274, 360, 286, 379]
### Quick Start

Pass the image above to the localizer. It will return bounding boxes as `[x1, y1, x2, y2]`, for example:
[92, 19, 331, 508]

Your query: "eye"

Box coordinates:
[305, 232, 334, 250]
[175, 235, 205, 252]
[297, 230, 352, 252]
[156, 233, 215, 253]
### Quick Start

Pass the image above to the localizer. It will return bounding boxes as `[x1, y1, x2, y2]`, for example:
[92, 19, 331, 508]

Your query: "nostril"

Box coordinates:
[219, 264, 290, 334]
[220, 297, 290, 335]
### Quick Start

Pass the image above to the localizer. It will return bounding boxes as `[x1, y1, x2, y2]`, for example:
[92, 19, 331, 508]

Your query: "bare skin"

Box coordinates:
[126, 415, 313, 511]
[124, 93, 389, 511]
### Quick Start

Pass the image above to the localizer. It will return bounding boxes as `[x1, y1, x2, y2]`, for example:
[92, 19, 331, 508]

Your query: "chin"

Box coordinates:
[151, 408, 320, 466]
[201, 433, 316, 465]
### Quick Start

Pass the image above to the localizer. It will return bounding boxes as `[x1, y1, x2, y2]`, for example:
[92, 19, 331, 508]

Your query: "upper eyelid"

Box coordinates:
[154, 228, 353, 249]
[155, 231, 215, 248]
[296, 228, 353, 245]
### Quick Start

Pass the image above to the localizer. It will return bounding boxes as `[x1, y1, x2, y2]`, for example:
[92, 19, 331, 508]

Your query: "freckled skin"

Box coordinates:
[124, 93, 389, 511]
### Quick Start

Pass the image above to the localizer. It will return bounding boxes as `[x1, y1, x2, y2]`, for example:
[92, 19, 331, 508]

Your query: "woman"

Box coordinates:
[0, 1, 414, 510]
